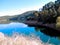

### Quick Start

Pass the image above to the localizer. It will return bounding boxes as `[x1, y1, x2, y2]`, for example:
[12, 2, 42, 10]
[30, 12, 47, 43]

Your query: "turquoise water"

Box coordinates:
[0, 23, 60, 45]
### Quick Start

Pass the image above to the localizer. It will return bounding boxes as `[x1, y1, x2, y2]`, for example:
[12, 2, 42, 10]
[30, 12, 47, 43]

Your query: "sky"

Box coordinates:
[0, 0, 56, 16]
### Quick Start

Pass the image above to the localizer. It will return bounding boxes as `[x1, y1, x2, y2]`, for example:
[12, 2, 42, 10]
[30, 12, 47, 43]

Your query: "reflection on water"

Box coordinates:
[0, 23, 60, 45]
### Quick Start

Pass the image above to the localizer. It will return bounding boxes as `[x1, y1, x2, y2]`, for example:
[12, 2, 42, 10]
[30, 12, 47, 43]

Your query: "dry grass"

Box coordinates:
[0, 32, 53, 45]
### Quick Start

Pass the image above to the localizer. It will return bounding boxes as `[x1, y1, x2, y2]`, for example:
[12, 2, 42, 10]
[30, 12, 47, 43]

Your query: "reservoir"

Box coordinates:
[0, 22, 60, 45]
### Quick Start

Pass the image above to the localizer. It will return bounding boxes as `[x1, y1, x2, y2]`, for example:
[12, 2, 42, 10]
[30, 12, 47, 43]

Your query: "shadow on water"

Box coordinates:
[40, 28, 60, 37]
[34, 29, 60, 45]
[0, 23, 60, 44]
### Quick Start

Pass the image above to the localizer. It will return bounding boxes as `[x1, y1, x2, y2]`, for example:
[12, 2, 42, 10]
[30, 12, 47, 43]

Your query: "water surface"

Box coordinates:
[0, 22, 60, 45]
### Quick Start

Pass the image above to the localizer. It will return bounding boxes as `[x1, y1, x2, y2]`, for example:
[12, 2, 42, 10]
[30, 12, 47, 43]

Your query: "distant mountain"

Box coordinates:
[0, 11, 36, 24]
[0, 16, 12, 24]
[9, 11, 36, 23]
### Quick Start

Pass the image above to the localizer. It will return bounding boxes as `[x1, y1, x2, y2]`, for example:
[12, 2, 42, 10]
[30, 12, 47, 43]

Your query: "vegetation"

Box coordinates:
[56, 16, 60, 29]
[30, 0, 60, 29]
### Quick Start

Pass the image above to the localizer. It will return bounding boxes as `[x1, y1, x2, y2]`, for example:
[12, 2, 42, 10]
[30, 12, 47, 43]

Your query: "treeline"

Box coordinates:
[32, 0, 60, 29]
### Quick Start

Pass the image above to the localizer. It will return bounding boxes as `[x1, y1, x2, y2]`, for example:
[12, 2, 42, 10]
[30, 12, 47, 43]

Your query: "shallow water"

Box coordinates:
[0, 22, 60, 45]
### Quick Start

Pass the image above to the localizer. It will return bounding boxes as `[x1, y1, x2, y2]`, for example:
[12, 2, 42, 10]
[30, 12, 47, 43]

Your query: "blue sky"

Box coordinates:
[0, 0, 55, 16]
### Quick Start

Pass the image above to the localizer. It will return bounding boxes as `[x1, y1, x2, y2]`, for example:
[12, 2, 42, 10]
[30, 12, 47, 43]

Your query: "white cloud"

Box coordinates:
[0, 23, 28, 29]
[0, 5, 43, 16]
[0, 0, 56, 17]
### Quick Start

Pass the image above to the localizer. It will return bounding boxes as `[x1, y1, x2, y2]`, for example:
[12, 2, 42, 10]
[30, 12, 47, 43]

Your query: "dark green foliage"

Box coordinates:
[34, 0, 60, 24]
[26, 0, 60, 37]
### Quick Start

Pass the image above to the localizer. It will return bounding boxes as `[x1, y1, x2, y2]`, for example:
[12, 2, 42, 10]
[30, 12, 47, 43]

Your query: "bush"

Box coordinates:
[56, 16, 60, 29]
